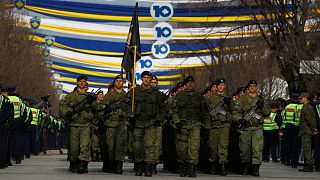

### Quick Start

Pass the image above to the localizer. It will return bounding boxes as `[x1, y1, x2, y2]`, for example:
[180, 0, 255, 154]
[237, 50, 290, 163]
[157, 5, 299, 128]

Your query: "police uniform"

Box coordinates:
[281, 93, 302, 168]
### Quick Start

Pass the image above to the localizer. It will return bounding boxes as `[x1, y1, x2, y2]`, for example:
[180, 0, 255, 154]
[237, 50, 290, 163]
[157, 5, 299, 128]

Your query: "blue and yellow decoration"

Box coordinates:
[45, 36, 55, 47]
[13, 0, 26, 10]
[30, 16, 41, 29]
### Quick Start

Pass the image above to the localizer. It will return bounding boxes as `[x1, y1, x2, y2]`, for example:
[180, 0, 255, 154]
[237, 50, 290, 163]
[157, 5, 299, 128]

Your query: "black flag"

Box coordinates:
[121, 2, 141, 84]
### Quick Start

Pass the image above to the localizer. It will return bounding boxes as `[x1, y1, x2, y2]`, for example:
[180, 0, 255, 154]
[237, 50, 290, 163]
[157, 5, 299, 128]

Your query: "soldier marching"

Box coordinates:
[1, 73, 319, 176]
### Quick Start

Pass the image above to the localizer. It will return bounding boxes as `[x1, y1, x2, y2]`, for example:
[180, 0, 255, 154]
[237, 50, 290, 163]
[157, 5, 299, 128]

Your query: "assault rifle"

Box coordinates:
[209, 100, 226, 117]
[237, 105, 261, 134]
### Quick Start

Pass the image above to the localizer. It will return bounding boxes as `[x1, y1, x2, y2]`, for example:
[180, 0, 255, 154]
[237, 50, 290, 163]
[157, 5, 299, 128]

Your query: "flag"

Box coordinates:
[121, 2, 141, 84]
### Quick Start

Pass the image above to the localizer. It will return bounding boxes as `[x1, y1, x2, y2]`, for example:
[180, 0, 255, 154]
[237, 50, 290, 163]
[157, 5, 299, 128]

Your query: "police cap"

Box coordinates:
[141, 71, 152, 78]
[77, 75, 87, 82]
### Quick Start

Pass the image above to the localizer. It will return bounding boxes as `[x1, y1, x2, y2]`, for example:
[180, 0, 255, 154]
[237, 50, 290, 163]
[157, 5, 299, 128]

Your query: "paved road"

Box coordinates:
[0, 150, 319, 180]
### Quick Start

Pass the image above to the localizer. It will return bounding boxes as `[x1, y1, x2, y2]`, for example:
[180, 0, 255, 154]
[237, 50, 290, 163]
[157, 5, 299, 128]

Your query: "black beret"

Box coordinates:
[141, 71, 152, 78]
[236, 87, 245, 94]
[151, 75, 158, 81]
[175, 82, 184, 89]
[247, 80, 258, 86]
[113, 75, 123, 84]
[97, 90, 104, 94]
[183, 76, 195, 84]
[215, 78, 225, 86]
[77, 75, 87, 82]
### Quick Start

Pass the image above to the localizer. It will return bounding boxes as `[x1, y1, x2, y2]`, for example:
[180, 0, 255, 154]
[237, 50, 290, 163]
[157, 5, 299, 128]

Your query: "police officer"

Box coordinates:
[101, 75, 129, 174]
[281, 93, 302, 168]
[0, 85, 14, 168]
[128, 71, 166, 177]
[262, 103, 281, 162]
[172, 76, 210, 177]
[59, 75, 96, 174]
[298, 93, 318, 172]
[205, 78, 231, 175]
[233, 80, 271, 176]
[6, 85, 27, 164]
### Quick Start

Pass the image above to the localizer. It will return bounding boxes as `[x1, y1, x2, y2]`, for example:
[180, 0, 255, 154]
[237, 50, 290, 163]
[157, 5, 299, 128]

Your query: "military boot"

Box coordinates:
[78, 161, 85, 174]
[68, 160, 77, 172]
[153, 164, 157, 175]
[114, 161, 123, 174]
[179, 163, 187, 177]
[144, 163, 153, 177]
[219, 162, 227, 176]
[242, 163, 249, 175]
[83, 161, 89, 173]
[251, 164, 260, 176]
[210, 162, 217, 175]
[135, 162, 143, 176]
[299, 164, 314, 172]
[103, 161, 115, 173]
[187, 163, 196, 178]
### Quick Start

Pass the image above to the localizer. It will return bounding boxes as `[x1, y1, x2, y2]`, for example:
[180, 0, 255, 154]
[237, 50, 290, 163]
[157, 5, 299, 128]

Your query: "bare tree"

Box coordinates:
[0, 3, 59, 115]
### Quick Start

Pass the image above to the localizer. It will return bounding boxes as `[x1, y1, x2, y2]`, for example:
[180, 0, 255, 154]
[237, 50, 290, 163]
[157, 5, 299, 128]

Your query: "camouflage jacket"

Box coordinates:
[59, 90, 95, 127]
[128, 85, 166, 128]
[205, 92, 231, 128]
[233, 93, 271, 129]
[172, 90, 210, 128]
[103, 89, 130, 127]
[299, 103, 316, 136]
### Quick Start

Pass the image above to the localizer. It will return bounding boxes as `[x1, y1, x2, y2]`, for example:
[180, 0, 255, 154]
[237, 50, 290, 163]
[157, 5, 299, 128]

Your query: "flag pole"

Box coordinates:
[131, 45, 137, 113]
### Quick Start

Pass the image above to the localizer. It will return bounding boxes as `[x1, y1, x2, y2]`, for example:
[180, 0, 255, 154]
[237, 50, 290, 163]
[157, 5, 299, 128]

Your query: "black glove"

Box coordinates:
[86, 94, 95, 104]
[256, 99, 264, 110]
[175, 121, 183, 131]
[129, 115, 135, 123]
[223, 97, 232, 106]
[65, 111, 73, 119]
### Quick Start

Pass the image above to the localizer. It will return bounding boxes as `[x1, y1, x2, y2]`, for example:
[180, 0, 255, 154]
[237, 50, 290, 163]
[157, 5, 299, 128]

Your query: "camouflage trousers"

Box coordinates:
[301, 135, 314, 165]
[104, 125, 127, 161]
[91, 131, 100, 153]
[176, 126, 201, 164]
[69, 126, 91, 161]
[208, 125, 230, 163]
[154, 125, 163, 164]
[132, 126, 158, 163]
[239, 128, 263, 164]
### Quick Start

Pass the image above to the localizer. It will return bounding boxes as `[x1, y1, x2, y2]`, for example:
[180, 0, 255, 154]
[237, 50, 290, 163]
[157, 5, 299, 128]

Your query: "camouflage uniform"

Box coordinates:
[205, 91, 231, 175]
[172, 90, 210, 177]
[59, 90, 95, 173]
[102, 89, 129, 173]
[299, 101, 316, 171]
[233, 93, 270, 175]
[129, 85, 165, 176]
